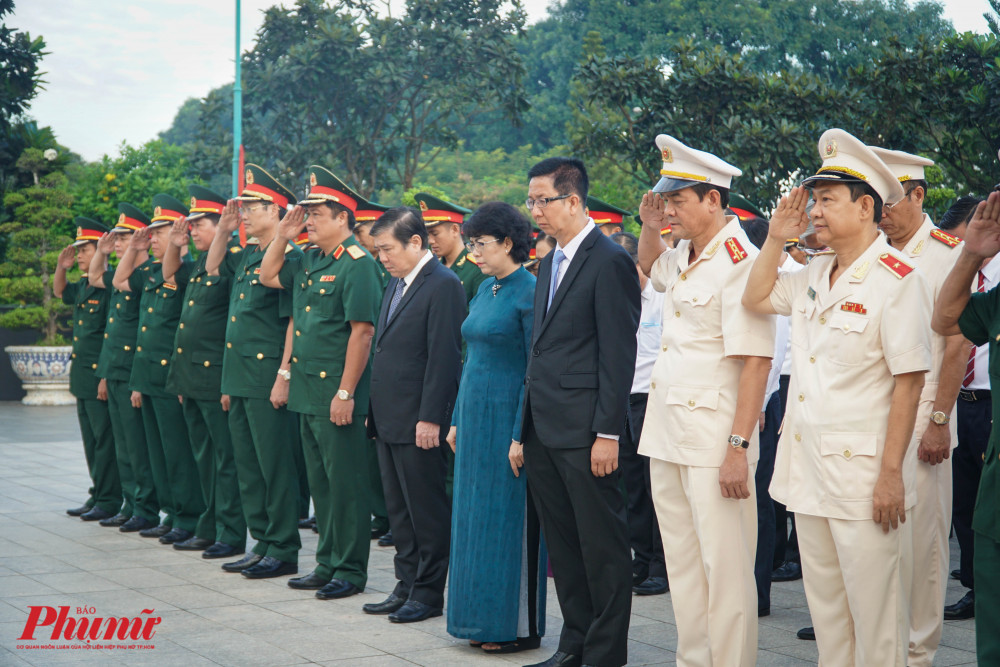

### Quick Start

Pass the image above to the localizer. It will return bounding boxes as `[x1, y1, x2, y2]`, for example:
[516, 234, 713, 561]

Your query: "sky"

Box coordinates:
[9, 0, 994, 163]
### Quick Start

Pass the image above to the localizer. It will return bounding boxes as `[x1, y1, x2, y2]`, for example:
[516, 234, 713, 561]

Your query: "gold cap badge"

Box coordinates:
[419, 200, 428, 211]
[309, 172, 317, 187]
[154, 206, 162, 217]
[824, 140, 838, 158]
[118, 213, 125, 225]
[190, 196, 197, 208]
[245, 169, 254, 185]
[77, 226, 83, 236]
[661, 147, 673, 163]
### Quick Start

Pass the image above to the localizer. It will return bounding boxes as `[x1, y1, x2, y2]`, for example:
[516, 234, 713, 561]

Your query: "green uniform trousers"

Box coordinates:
[75, 398, 121, 514]
[140, 395, 204, 531]
[228, 397, 301, 564]
[290, 416, 311, 519]
[183, 397, 247, 547]
[103, 379, 146, 520]
[975, 532, 1000, 663]
[368, 438, 389, 534]
[300, 415, 371, 588]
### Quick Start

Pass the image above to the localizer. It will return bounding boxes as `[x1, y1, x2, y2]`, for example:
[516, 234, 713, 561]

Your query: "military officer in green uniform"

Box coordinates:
[206, 164, 302, 579]
[415, 193, 485, 304]
[54, 219, 121, 522]
[932, 190, 1000, 664]
[114, 195, 205, 545]
[261, 165, 382, 598]
[587, 195, 631, 236]
[161, 185, 248, 559]
[89, 204, 160, 532]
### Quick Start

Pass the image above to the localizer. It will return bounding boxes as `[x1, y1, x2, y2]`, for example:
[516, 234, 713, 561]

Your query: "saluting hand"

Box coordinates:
[277, 205, 306, 241]
[128, 228, 152, 252]
[57, 245, 76, 270]
[169, 216, 190, 248]
[872, 471, 906, 533]
[96, 232, 116, 255]
[638, 192, 667, 229]
[218, 200, 240, 234]
[962, 191, 1000, 259]
[767, 186, 811, 242]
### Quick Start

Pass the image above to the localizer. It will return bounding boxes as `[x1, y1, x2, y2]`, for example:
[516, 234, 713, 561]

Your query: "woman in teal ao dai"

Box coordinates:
[446, 202, 547, 654]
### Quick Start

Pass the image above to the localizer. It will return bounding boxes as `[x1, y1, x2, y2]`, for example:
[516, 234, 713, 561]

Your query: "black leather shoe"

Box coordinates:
[288, 571, 331, 590]
[298, 517, 316, 530]
[99, 513, 129, 527]
[80, 507, 114, 522]
[241, 556, 297, 579]
[951, 568, 961, 581]
[173, 536, 214, 551]
[362, 593, 407, 615]
[388, 599, 442, 623]
[523, 651, 583, 667]
[139, 523, 171, 538]
[378, 530, 394, 547]
[119, 516, 155, 532]
[758, 606, 770, 617]
[316, 579, 361, 599]
[222, 553, 262, 572]
[632, 576, 668, 595]
[944, 590, 975, 620]
[159, 528, 192, 545]
[371, 523, 390, 539]
[797, 626, 815, 641]
[311, 523, 318, 534]
[772, 561, 802, 582]
[202, 542, 244, 559]
[67, 504, 91, 517]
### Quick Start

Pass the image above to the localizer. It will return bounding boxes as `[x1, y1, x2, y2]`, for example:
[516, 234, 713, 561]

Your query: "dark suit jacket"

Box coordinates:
[368, 255, 465, 444]
[520, 226, 640, 448]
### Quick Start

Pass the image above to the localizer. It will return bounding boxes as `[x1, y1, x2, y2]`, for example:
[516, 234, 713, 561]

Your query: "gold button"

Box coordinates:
[78, 319, 83, 325]
[308, 279, 313, 286]
[798, 394, 805, 402]
[675, 311, 680, 318]
[109, 317, 114, 323]
[196, 277, 202, 282]
[160, 359, 167, 366]
[256, 353, 264, 360]
[203, 361, 210, 367]
[188, 300, 194, 306]
[661, 345, 667, 351]
[179, 322, 184, 329]
[177, 347, 183, 354]
[137, 346, 142, 351]
[843, 449, 852, 458]
[295, 330, 301, 336]
[320, 371, 327, 379]
[147, 307, 153, 313]
[124, 345, 130, 351]
[231, 316, 236, 322]
[72, 353, 76, 359]
[91, 364, 97, 369]
[819, 316, 826, 324]
[125, 295, 130, 301]
[809, 356, 816, 363]
[141, 326, 147, 332]
[692, 297, 698, 303]
[651, 381, 656, 389]
[73, 336, 78, 342]
[227, 342, 232, 348]
[162, 293, 168, 298]
[319, 288, 325, 294]
[116, 303, 121, 310]
[292, 356, 298, 363]
[680, 274, 687, 281]
[239, 293, 245, 300]
[688, 399, 695, 407]
[794, 433, 802, 442]
[103, 333, 108, 339]
[305, 305, 311, 312]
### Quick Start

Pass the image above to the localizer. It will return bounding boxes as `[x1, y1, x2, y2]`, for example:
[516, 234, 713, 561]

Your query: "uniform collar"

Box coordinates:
[899, 214, 934, 258]
[677, 215, 740, 273]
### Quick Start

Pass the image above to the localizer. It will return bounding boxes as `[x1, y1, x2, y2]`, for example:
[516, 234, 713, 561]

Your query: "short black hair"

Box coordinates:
[739, 216, 769, 250]
[463, 201, 533, 263]
[195, 213, 221, 225]
[322, 200, 356, 231]
[688, 182, 730, 210]
[370, 206, 427, 249]
[608, 231, 639, 262]
[939, 196, 982, 231]
[904, 179, 929, 196]
[846, 182, 884, 223]
[527, 157, 589, 201]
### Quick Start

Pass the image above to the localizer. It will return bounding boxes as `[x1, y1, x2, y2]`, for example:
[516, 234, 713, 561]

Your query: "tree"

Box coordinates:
[0, 0, 47, 132]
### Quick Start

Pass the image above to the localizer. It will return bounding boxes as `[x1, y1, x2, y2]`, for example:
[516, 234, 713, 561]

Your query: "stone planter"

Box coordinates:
[4, 345, 75, 405]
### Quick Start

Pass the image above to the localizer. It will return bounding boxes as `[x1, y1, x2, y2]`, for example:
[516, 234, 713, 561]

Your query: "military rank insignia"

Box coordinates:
[320, 275, 336, 282]
[841, 301, 867, 315]
[807, 287, 816, 300]
[878, 253, 914, 279]
[725, 237, 747, 263]
[346, 245, 365, 260]
[333, 245, 345, 260]
[930, 228, 960, 248]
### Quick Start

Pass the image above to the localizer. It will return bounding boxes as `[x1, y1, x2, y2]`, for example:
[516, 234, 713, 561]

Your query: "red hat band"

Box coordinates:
[244, 183, 290, 209]
[355, 210, 385, 222]
[190, 199, 225, 214]
[308, 186, 358, 212]
[592, 212, 624, 225]
[421, 209, 464, 224]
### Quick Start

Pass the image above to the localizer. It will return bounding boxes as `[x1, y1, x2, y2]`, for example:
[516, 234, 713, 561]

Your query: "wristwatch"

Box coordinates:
[728, 434, 749, 449]
[930, 410, 950, 425]
[276, 369, 291, 381]
[336, 389, 354, 401]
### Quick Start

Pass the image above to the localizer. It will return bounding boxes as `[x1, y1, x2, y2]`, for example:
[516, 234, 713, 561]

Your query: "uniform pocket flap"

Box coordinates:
[304, 360, 344, 377]
[679, 290, 714, 307]
[820, 432, 877, 460]
[828, 312, 869, 334]
[237, 342, 281, 359]
[559, 372, 598, 389]
[665, 385, 720, 411]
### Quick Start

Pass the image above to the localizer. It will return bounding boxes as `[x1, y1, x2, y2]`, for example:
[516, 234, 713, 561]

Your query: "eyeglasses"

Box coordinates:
[525, 193, 571, 210]
[884, 189, 916, 212]
[239, 202, 270, 214]
[465, 239, 501, 253]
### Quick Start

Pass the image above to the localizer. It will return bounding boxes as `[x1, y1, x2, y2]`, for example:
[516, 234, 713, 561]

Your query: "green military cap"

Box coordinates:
[187, 184, 227, 221]
[728, 193, 765, 221]
[72, 217, 111, 246]
[113, 202, 151, 233]
[586, 196, 631, 227]
[355, 195, 391, 223]
[297, 165, 361, 210]
[236, 163, 295, 210]
[414, 193, 471, 227]
[148, 194, 190, 229]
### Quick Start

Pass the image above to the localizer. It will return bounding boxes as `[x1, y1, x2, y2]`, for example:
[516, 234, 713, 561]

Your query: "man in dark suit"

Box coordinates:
[520, 157, 641, 667]
[363, 206, 466, 623]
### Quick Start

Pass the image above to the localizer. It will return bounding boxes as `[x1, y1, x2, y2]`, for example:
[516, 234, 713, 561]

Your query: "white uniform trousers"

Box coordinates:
[797, 512, 910, 667]
[905, 457, 952, 667]
[650, 459, 757, 667]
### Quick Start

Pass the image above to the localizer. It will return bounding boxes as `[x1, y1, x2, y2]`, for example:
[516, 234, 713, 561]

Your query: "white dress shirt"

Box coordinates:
[968, 254, 1000, 391]
[551, 218, 596, 292]
[633, 278, 665, 394]
[400, 249, 434, 296]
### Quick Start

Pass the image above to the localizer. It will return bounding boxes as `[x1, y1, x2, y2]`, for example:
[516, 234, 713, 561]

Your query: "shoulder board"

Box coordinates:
[229, 245, 242, 254]
[929, 228, 961, 248]
[877, 253, 914, 279]
[333, 245, 345, 260]
[456, 254, 467, 267]
[246, 237, 260, 245]
[725, 237, 748, 264]
[283, 242, 295, 255]
[346, 245, 365, 260]
[466, 253, 477, 264]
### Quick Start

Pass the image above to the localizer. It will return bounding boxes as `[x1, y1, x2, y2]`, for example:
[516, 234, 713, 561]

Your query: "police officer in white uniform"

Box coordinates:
[637, 134, 775, 666]
[742, 129, 933, 667]
[870, 147, 966, 667]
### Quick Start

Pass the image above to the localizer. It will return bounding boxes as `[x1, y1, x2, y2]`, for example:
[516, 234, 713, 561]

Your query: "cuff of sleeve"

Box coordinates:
[597, 433, 620, 441]
[724, 334, 776, 359]
[887, 344, 932, 377]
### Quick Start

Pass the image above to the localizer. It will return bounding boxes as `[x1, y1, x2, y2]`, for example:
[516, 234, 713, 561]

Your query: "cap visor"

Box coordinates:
[653, 176, 701, 194]
[147, 220, 172, 229]
[186, 212, 208, 221]
[109, 227, 134, 234]
[801, 172, 864, 188]
[72, 239, 95, 247]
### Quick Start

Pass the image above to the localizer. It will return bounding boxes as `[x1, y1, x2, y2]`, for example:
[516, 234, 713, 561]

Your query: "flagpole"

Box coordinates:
[232, 0, 242, 198]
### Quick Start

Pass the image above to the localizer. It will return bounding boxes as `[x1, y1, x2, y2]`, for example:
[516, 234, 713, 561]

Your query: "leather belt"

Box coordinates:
[959, 389, 991, 402]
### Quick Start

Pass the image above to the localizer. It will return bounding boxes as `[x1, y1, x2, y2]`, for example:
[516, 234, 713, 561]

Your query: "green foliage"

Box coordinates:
[0, 0, 48, 132]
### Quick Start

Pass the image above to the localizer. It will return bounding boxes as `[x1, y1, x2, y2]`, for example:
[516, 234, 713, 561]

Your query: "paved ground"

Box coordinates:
[0, 402, 978, 666]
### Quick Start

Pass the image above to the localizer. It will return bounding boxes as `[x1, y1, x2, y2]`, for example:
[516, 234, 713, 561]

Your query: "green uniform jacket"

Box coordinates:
[63, 277, 110, 399]
[449, 251, 487, 305]
[166, 244, 242, 401]
[278, 238, 382, 417]
[958, 289, 1000, 542]
[96, 262, 147, 382]
[220, 239, 302, 399]
[129, 259, 192, 398]
[374, 256, 390, 290]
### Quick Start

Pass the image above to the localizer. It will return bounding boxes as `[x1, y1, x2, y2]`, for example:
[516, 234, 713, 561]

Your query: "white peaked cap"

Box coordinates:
[868, 146, 934, 184]
[802, 129, 905, 205]
[652, 134, 742, 194]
